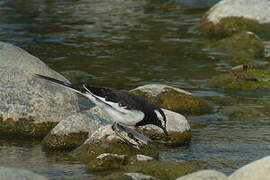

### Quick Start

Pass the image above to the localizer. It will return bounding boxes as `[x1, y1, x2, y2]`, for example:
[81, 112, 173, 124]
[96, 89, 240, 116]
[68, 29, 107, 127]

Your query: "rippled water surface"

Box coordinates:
[1, 0, 270, 179]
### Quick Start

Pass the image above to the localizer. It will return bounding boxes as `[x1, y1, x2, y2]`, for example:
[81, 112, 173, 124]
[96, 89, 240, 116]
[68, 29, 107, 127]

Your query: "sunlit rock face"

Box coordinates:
[130, 84, 211, 115]
[0, 42, 79, 138]
[201, 0, 270, 37]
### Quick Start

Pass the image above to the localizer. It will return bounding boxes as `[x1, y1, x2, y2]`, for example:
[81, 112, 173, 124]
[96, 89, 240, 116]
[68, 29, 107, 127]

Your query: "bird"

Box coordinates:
[35, 74, 168, 136]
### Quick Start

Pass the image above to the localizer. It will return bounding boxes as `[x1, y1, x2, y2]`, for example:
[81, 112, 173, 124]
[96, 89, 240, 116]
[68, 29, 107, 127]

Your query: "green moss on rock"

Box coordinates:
[72, 138, 159, 163]
[212, 31, 264, 58]
[128, 161, 195, 180]
[88, 154, 129, 171]
[100, 172, 158, 180]
[220, 106, 264, 120]
[131, 88, 211, 115]
[201, 17, 270, 38]
[0, 117, 57, 139]
[208, 69, 270, 90]
[42, 132, 88, 151]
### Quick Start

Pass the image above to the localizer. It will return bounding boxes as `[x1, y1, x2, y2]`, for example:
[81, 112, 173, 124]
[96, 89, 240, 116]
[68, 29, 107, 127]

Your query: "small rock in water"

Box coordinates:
[0, 167, 48, 180]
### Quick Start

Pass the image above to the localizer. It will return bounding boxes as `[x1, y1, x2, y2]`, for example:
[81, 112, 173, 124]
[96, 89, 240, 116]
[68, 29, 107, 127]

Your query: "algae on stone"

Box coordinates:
[212, 31, 264, 58]
[219, 106, 264, 120]
[208, 69, 270, 90]
[72, 125, 159, 163]
[42, 132, 88, 151]
[131, 86, 211, 115]
[91, 155, 194, 180]
[0, 117, 57, 139]
[201, 17, 269, 38]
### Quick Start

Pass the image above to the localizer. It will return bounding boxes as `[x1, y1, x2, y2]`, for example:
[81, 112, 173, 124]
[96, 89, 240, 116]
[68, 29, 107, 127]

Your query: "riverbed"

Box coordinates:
[1, 0, 270, 179]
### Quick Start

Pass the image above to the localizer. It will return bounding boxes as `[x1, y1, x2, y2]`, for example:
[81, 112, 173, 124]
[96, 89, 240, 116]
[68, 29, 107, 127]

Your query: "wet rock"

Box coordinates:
[208, 69, 270, 90]
[176, 170, 228, 180]
[94, 157, 194, 180]
[137, 108, 191, 146]
[201, 0, 270, 37]
[229, 156, 270, 180]
[220, 106, 265, 120]
[0, 167, 48, 180]
[100, 172, 158, 180]
[129, 160, 195, 180]
[88, 153, 129, 171]
[130, 84, 211, 115]
[134, 154, 154, 162]
[42, 110, 109, 151]
[72, 125, 158, 163]
[0, 42, 79, 138]
[212, 31, 264, 58]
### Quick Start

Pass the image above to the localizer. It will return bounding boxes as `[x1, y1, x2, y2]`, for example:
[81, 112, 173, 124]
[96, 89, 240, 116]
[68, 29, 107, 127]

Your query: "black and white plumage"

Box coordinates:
[35, 74, 168, 136]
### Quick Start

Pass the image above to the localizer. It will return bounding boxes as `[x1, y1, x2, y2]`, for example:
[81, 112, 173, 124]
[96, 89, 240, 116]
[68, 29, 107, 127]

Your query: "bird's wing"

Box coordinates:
[35, 74, 128, 114]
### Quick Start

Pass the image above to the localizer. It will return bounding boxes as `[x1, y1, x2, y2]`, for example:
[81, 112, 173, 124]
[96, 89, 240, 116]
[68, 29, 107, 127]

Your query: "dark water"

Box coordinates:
[1, 0, 270, 179]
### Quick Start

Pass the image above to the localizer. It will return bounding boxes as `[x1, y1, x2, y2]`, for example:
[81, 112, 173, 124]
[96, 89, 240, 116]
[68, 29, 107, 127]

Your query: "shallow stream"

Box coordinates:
[1, 0, 270, 179]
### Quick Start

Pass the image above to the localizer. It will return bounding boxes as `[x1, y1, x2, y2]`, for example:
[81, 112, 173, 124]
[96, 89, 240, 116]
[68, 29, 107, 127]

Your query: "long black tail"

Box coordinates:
[35, 74, 83, 94]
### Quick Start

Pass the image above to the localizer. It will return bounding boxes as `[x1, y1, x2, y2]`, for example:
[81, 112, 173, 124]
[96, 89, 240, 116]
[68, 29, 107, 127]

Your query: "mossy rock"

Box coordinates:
[72, 125, 159, 163]
[100, 172, 159, 180]
[212, 31, 264, 58]
[73, 138, 159, 164]
[0, 116, 57, 139]
[130, 85, 211, 115]
[208, 69, 270, 90]
[94, 156, 194, 180]
[220, 106, 265, 120]
[200, 17, 270, 38]
[128, 161, 195, 180]
[42, 132, 88, 151]
[88, 153, 129, 171]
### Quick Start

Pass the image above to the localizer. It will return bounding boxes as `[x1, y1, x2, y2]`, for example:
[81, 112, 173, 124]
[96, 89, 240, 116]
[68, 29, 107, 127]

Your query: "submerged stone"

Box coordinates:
[0, 42, 79, 139]
[130, 84, 211, 115]
[200, 0, 270, 37]
[91, 154, 194, 180]
[212, 31, 264, 58]
[100, 172, 158, 180]
[208, 69, 270, 90]
[0, 167, 48, 180]
[127, 161, 195, 180]
[220, 106, 265, 120]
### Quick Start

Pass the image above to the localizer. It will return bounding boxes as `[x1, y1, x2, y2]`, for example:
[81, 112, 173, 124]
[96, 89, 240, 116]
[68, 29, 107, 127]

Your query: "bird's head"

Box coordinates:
[154, 109, 168, 136]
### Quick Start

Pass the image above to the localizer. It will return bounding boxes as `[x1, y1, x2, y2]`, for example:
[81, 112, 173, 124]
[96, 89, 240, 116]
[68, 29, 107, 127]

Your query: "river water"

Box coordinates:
[1, 0, 270, 179]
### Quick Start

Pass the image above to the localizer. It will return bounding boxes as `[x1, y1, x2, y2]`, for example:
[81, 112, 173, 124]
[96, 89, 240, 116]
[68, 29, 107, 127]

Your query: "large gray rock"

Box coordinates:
[0, 167, 48, 180]
[229, 156, 270, 180]
[206, 0, 270, 24]
[176, 170, 228, 180]
[201, 0, 270, 37]
[42, 110, 109, 151]
[0, 42, 79, 138]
